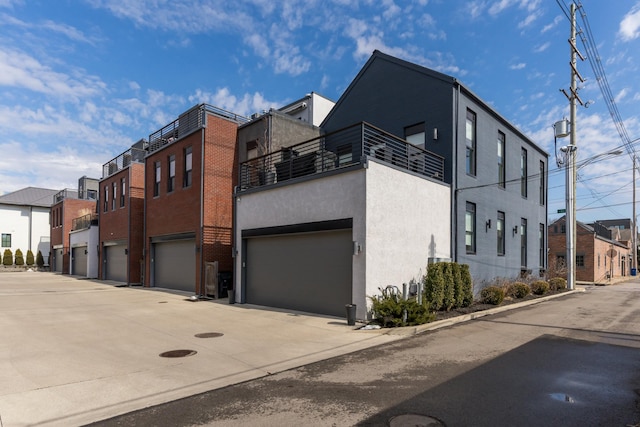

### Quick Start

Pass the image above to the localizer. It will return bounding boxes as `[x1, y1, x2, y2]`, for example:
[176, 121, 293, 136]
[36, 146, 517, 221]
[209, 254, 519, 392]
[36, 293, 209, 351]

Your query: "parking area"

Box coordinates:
[0, 272, 398, 427]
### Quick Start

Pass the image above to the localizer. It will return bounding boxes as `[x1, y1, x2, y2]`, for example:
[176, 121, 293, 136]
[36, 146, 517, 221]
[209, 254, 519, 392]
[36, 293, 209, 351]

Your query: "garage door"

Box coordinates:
[54, 248, 63, 272]
[105, 244, 127, 282]
[72, 247, 88, 277]
[154, 239, 196, 293]
[246, 229, 352, 317]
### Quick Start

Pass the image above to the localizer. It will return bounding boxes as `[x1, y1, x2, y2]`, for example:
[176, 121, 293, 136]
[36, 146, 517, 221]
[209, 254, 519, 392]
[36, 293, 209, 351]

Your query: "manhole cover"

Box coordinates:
[195, 332, 224, 338]
[159, 349, 197, 358]
[389, 414, 445, 427]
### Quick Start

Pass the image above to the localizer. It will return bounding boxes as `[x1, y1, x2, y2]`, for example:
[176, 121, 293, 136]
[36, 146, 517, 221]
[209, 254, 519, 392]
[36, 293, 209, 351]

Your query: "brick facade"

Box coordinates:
[50, 198, 97, 274]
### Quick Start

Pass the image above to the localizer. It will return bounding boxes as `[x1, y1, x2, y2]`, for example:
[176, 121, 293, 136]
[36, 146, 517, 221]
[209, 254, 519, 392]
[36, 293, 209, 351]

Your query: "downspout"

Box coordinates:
[452, 82, 460, 263]
[199, 110, 205, 297]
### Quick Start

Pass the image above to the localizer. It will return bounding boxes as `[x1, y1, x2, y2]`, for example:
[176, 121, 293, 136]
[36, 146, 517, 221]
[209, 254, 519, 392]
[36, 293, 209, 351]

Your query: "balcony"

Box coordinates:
[239, 122, 445, 191]
[102, 147, 146, 179]
[148, 104, 249, 154]
[71, 213, 98, 231]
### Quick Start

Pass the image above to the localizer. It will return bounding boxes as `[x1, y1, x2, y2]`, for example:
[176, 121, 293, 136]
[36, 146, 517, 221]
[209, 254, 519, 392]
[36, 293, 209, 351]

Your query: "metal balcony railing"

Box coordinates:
[71, 213, 98, 231]
[148, 104, 249, 154]
[102, 147, 146, 179]
[239, 122, 445, 191]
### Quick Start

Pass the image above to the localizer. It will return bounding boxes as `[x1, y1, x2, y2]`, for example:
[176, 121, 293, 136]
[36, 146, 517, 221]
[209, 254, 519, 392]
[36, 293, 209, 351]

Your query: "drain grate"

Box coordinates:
[159, 349, 197, 358]
[389, 414, 445, 427]
[195, 332, 224, 338]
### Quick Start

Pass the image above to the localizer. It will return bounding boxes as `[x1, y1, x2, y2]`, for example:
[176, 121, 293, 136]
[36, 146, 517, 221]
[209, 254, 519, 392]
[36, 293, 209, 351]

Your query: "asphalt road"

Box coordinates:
[91, 281, 640, 427]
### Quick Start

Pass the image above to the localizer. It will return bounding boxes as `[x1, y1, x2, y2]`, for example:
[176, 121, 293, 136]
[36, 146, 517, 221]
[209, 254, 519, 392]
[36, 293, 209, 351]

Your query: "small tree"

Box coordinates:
[26, 249, 35, 266]
[14, 249, 24, 266]
[36, 250, 45, 268]
[2, 249, 13, 266]
[460, 264, 474, 307]
[442, 262, 455, 311]
[423, 262, 445, 310]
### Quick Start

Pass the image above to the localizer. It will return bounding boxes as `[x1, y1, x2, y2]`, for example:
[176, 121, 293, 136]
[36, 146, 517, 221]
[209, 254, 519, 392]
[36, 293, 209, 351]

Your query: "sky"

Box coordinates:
[0, 0, 639, 224]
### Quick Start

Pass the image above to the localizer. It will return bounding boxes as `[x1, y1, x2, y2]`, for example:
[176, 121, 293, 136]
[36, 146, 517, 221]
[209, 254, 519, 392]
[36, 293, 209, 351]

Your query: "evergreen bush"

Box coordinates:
[548, 277, 567, 291]
[26, 250, 35, 266]
[452, 263, 465, 308]
[442, 262, 455, 311]
[460, 264, 474, 307]
[423, 263, 445, 311]
[36, 250, 44, 268]
[531, 280, 550, 295]
[14, 249, 24, 266]
[370, 289, 434, 327]
[480, 286, 505, 305]
[2, 249, 12, 266]
[506, 281, 530, 299]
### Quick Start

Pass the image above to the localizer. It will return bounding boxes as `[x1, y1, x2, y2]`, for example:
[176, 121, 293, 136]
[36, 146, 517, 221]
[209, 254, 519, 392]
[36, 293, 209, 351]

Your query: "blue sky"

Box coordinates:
[0, 0, 639, 224]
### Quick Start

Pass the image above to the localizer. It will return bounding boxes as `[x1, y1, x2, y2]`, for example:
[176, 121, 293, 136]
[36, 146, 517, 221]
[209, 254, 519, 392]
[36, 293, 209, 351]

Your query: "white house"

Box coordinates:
[0, 187, 57, 264]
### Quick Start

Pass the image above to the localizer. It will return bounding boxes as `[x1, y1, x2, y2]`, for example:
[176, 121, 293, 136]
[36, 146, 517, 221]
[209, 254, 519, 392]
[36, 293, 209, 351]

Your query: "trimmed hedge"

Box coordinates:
[36, 250, 44, 267]
[26, 250, 35, 266]
[506, 281, 530, 299]
[480, 286, 505, 305]
[531, 280, 550, 295]
[423, 262, 474, 311]
[548, 277, 567, 291]
[370, 290, 434, 327]
[2, 249, 12, 266]
[14, 249, 24, 266]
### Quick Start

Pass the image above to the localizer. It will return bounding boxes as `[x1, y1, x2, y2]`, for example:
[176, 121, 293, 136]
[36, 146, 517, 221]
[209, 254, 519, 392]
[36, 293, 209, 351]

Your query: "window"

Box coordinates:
[539, 161, 545, 205]
[183, 147, 192, 188]
[539, 223, 545, 268]
[246, 140, 258, 160]
[87, 189, 97, 200]
[112, 182, 117, 210]
[498, 131, 505, 188]
[598, 254, 600, 268]
[120, 177, 126, 207]
[520, 218, 527, 267]
[521, 148, 528, 197]
[405, 123, 425, 149]
[104, 185, 109, 212]
[576, 254, 585, 267]
[1, 233, 11, 247]
[497, 211, 505, 256]
[465, 202, 476, 254]
[466, 110, 476, 176]
[154, 161, 161, 197]
[561, 224, 566, 233]
[168, 155, 176, 192]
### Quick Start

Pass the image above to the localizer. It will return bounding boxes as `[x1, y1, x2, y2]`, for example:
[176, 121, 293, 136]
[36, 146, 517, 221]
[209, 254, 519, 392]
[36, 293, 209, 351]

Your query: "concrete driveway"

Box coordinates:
[0, 272, 400, 427]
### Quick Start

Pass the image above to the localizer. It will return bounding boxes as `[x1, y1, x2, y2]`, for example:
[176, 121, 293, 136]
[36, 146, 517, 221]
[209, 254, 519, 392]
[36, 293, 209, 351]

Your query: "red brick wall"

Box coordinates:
[51, 198, 96, 274]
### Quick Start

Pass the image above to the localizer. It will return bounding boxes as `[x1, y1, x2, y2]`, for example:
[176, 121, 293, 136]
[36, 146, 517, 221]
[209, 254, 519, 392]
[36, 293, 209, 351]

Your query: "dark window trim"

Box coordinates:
[242, 218, 353, 238]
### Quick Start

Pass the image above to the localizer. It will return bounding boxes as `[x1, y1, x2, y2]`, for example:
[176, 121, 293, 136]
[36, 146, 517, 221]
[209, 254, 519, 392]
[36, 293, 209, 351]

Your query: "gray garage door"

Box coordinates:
[105, 244, 127, 282]
[72, 247, 88, 277]
[154, 239, 196, 293]
[54, 248, 63, 272]
[246, 229, 352, 317]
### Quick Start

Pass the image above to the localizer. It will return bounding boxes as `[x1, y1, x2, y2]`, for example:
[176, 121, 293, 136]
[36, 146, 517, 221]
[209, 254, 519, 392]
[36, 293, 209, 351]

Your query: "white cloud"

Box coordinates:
[518, 10, 542, 29]
[541, 15, 563, 33]
[488, 0, 511, 16]
[467, 1, 486, 20]
[619, 2, 640, 41]
[615, 88, 629, 103]
[534, 42, 550, 53]
[510, 63, 526, 70]
[188, 87, 281, 117]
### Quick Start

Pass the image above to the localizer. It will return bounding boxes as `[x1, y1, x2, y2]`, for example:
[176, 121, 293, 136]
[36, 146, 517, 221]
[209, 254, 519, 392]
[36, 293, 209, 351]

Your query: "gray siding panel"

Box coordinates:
[246, 230, 352, 317]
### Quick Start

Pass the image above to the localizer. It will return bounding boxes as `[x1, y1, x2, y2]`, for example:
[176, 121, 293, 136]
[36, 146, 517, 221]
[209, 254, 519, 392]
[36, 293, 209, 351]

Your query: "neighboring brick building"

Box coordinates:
[50, 181, 98, 274]
[98, 140, 146, 284]
[144, 104, 247, 295]
[548, 216, 632, 283]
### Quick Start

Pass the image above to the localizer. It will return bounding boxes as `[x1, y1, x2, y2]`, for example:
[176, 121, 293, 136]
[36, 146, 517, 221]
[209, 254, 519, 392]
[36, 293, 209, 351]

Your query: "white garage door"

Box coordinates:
[105, 244, 127, 282]
[154, 239, 196, 293]
[72, 247, 87, 277]
[245, 229, 352, 317]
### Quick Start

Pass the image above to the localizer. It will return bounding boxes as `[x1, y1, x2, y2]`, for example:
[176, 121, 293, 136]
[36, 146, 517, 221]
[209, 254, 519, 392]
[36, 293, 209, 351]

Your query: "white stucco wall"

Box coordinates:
[69, 226, 99, 278]
[235, 168, 367, 312]
[0, 205, 51, 261]
[364, 160, 451, 301]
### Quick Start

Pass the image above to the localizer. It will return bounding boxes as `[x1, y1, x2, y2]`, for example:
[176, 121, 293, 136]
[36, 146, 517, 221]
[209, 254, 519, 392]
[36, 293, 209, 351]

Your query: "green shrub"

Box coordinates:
[2, 249, 12, 266]
[548, 277, 567, 291]
[26, 250, 35, 266]
[480, 286, 505, 305]
[506, 281, 530, 299]
[424, 263, 445, 311]
[452, 263, 465, 308]
[442, 262, 455, 311]
[36, 250, 44, 267]
[14, 249, 24, 266]
[460, 264, 474, 307]
[370, 288, 434, 327]
[531, 280, 550, 295]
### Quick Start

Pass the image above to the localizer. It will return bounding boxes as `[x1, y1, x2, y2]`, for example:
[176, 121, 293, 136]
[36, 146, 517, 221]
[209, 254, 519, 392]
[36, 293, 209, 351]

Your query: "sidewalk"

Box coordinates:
[0, 273, 399, 427]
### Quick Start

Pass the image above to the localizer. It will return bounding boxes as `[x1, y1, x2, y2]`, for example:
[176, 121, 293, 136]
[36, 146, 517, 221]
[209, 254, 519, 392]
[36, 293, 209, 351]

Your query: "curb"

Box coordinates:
[383, 287, 586, 336]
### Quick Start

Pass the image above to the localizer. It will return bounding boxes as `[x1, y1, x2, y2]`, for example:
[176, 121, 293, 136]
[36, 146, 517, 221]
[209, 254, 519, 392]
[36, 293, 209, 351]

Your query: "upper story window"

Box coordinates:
[104, 185, 109, 212]
[465, 202, 476, 254]
[539, 223, 545, 268]
[184, 147, 192, 188]
[405, 122, 425, 149]
[154, 161, 161, 197]
[539, 160, 545, 205]
[120, 177, 126, 208]
[465, 109, 476, 176]
[521, 218, 528, 267]
[521, 148, 528, 198]
[497, 211, 505, 256]
[168, 155, 176, 193]
[112, 182, 117, 210]
[498, 131, 505, 188]
[1, 233, 11, 247]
